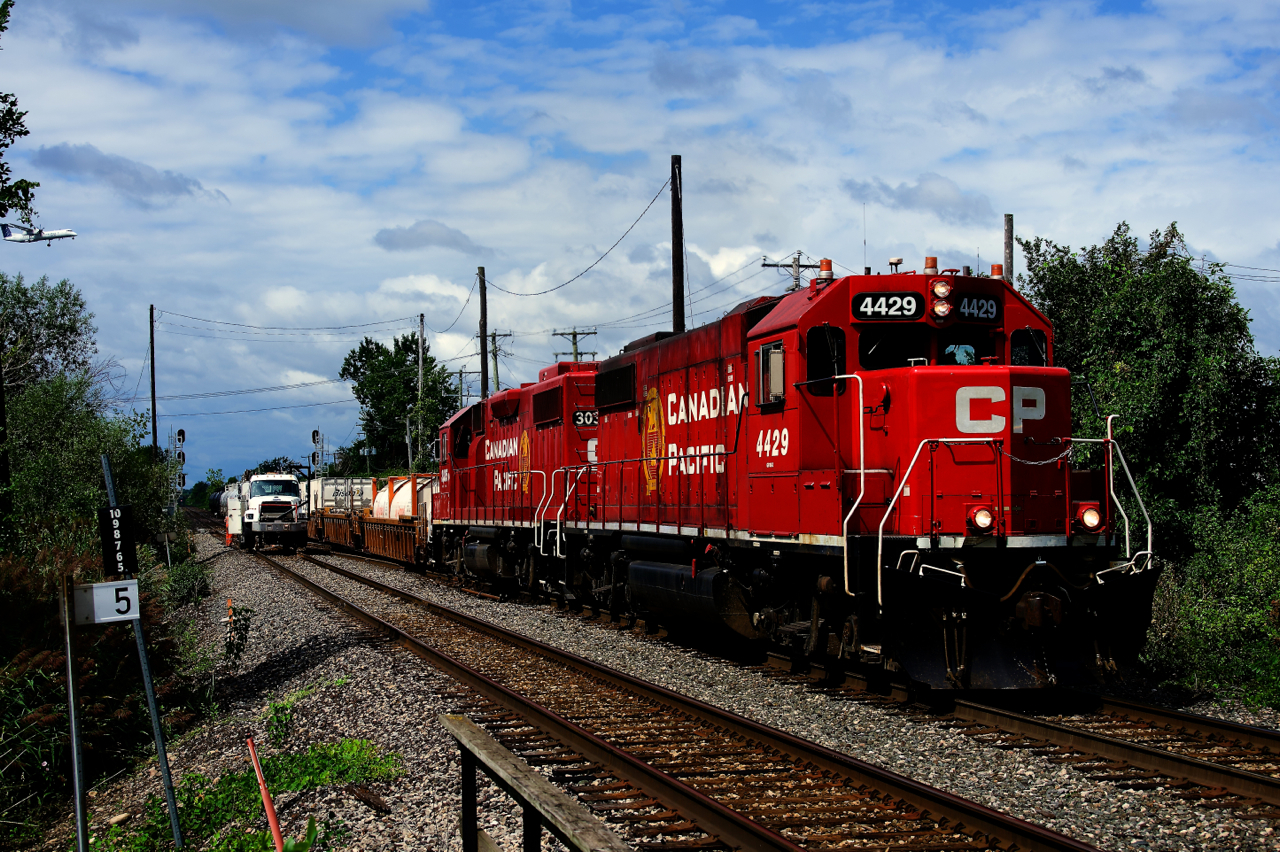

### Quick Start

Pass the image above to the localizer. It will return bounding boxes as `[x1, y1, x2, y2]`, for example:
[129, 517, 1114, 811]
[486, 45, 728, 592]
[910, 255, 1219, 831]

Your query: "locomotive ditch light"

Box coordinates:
[931, 279, 953, 298]
[1076, 503, 1104, 531]
[931, 299, 952, 318]
[969, 506, 995, 532]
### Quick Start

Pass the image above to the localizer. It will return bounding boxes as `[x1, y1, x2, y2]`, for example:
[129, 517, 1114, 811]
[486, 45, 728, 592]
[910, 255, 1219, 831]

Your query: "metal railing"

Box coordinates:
[440, 714, 629, 852]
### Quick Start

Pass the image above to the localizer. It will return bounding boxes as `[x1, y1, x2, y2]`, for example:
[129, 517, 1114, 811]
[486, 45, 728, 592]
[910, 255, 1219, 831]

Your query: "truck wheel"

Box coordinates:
[243, 531, 256, 551]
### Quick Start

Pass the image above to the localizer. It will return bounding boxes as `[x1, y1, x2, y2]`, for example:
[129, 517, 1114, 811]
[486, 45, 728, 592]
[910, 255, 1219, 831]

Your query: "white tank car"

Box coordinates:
[371, 475, 438, 521]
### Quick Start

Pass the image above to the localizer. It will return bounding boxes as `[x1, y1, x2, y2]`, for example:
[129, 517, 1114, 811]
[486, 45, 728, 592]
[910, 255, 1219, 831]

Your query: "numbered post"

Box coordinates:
[96, 506, 139, 577]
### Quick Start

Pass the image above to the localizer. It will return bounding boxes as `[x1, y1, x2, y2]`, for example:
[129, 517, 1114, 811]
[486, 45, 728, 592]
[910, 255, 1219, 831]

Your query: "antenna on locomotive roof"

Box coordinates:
[863, 203, 867, 270]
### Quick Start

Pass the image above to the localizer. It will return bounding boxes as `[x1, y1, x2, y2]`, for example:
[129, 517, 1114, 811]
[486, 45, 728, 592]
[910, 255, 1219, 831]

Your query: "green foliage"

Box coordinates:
[1018, 223, 1280, 557]
[246, 457, 299, 479]
[0, 2, 39, 226]
[340, 332, 456, 470]
[206, 468, 226, 491]
[187, 480, 210, 507]
[3, 373, 168, 560]
[1020, 222, 1280, 705]
[102, 740, 400, 852]
[0, 272, 96, 390]
[266, 699, 294, 745]
[163, 559, 212, 608]
[1142, 487, 1280, 704]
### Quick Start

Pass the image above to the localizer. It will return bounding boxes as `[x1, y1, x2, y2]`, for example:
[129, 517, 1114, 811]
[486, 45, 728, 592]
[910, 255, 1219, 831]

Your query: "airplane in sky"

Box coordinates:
[1, 223, 76, 245]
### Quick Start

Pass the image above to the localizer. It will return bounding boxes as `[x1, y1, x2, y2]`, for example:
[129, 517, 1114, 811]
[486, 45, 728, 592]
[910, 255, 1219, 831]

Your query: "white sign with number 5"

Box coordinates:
[73, 579, 140, 625]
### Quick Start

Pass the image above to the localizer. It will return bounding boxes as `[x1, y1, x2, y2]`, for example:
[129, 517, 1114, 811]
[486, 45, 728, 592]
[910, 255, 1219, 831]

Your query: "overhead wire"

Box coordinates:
[487, 178, 670, 297]
[157, 399, 359, 417]
[156, 310, 415, 331]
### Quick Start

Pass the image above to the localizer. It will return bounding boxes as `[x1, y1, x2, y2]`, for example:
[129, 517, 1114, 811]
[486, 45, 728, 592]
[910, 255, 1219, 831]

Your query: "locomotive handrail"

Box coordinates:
[555, 468, 590, 558]
[1071, 415, 1153, 563]
[877, 437, 1001, 607]
[829, 373, 865, 601]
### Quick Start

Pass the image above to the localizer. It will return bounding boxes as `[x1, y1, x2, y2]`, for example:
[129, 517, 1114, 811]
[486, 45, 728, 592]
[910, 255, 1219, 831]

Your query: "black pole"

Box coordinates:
[61, 575, 89, 852]
[0, 358, 10, 543]
[149, 305, 158, 457]
[671, 155, 684, 335]
[102, 455, 183, 847]
[478, 267, 489, 400]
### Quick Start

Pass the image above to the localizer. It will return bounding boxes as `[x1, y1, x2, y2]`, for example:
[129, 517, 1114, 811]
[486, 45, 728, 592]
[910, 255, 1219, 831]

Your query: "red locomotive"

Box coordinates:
[330, 257, 1158, 690]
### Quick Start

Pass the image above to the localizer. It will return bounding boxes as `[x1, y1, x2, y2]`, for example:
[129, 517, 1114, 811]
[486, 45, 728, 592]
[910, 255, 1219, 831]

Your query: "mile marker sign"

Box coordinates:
[97, 505, 138, 577]
[73, 580, 140, 625]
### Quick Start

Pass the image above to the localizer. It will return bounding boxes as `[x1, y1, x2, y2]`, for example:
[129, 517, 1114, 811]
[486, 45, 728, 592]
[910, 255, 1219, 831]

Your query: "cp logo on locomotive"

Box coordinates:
[955, 386, 1046, 434]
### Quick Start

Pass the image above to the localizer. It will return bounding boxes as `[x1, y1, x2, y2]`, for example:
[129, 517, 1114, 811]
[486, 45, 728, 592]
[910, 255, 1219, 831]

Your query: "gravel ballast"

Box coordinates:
[49, 532, 549, 852]
[50, 532, 1279, 852]
[315, 550, 1280, 852]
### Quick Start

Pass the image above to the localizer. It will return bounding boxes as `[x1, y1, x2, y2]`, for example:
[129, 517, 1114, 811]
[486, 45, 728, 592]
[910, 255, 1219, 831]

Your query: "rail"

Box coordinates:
[440, 715, 630, 852]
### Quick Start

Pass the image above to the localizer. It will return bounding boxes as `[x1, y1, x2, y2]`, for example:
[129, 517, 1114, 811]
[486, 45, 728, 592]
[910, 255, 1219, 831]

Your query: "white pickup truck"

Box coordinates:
[227, 472, 307, 552]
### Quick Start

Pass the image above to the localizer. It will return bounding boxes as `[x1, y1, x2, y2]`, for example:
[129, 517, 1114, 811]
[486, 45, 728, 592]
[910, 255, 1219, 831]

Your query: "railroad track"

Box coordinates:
[935, 696, 1280, 817]
[247, 548, 1097, 852]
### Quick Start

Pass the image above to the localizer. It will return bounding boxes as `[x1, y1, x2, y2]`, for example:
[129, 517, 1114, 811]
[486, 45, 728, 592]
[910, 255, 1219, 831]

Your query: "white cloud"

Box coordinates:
[6, 0, 1280, 472]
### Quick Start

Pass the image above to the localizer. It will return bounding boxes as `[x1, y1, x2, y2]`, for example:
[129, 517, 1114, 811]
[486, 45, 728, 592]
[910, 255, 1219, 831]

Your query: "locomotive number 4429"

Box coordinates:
[755, 428, 790, 457]
[957, 297, 1000, 321]
[854, 292, 923, 321]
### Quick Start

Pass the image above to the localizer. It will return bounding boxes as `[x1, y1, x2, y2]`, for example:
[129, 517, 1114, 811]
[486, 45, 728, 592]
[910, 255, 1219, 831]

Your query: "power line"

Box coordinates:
[155, 320, 405, 338]
[156, 310, 415, 331]
[156, 378, 348, 401]
[156, 327, 414, 343]
[157, 398, 359, 417]
[425, 274, 478, 335]
[487, 178, 670, 297]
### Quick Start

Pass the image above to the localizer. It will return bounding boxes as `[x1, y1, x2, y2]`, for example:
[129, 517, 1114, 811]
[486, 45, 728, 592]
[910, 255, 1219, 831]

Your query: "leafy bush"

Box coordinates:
[1143, 487, 1280, 705]
[163, 560, 212, 608]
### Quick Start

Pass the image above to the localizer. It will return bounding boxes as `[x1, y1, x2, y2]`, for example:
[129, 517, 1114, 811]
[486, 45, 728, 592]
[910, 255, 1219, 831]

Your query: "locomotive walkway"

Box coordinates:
[249, 548, 1098, 852]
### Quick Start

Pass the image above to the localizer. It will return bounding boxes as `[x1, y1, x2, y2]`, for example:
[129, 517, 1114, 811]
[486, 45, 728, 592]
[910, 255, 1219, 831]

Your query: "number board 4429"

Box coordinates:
[956, 295, 1001, 322]
[853, 292, 925, 321]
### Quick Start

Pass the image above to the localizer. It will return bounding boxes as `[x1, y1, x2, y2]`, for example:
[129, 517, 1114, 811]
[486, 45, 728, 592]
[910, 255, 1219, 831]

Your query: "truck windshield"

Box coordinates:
[251, 480, 300, 498]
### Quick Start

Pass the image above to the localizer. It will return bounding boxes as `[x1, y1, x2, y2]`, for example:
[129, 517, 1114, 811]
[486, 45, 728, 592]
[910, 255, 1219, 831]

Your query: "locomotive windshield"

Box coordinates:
[250, 480, 300, 498]
[854, 325, 1005, 370]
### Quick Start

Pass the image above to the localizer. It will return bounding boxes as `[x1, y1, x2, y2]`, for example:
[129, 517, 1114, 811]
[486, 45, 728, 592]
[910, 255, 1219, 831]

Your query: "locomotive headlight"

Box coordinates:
[970, 506, 995, 530]
[1079, 505, 1102, 530]
[932, 299, 952, 318]
[931, 280, 953, 298]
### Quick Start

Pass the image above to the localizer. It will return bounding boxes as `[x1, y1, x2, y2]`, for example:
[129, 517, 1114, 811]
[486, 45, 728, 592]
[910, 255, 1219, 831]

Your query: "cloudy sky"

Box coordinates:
[4, 0, 1278, 479]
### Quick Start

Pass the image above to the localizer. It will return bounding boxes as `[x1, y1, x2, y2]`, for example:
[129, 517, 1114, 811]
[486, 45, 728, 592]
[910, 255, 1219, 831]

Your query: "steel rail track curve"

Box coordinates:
[247, 548, 1101, 852]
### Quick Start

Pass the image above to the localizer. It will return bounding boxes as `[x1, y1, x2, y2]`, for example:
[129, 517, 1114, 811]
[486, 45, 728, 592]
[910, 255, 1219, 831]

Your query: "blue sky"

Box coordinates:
[4, 0, 1279, 478]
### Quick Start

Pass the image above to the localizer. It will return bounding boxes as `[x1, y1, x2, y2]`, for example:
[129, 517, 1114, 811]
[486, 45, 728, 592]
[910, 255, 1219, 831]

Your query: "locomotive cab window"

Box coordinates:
[1011, 328, 1049, 366]
[857, 326, 929, 371]
[452, 424, 473, 459]
[805, 326, 846, 395]
[937, 328, 997, 366]
[757, 341, 786, 405]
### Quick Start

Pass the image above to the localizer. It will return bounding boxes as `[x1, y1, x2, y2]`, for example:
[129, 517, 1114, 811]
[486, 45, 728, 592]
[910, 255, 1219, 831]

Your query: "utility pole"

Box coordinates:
[553, 327, 597, 362]
[149, 305, 158, 457]
[671, 154, 685, 335]
[456, 369, 480, 407]
[489, 331, 512, 391]
[478, 266, 489, 400]
[762, 252, 820, 291]
[418, 313, 424, 462]
[1003, 214, 1014, 283]
[0, 358, 9, 540]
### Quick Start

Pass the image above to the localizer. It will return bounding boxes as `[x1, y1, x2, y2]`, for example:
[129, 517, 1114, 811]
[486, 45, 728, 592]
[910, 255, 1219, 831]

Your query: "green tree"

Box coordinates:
[1019, 222, 1280, 704]
[1018, 222, 1280, 557]
[247, 456, 299, 478]
[339, 332, 456, 470]
[0, 272, 97, 389]
[0, 1, 38, 225]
